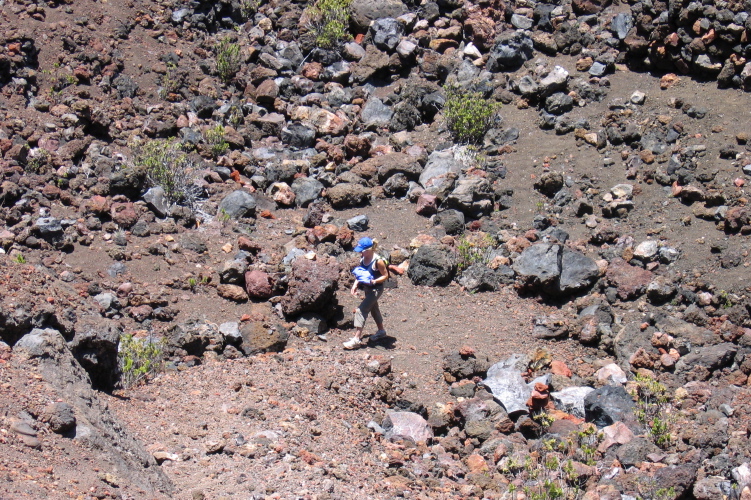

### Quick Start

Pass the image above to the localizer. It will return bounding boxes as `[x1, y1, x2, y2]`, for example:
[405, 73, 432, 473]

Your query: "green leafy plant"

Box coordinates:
[13, 253, 26, 264]
[240, 0, 259, 19]
[131, 137, 201, 211]
[457, 232, 495, 271]
[216, 36, 242, 82]
[305, 0, 352, 49]
[203, 123, 229, 158]
[118, 333, 166, 389]
[443, 85, 500, 144]
[217, 208, 231, 223]
[717, 289, 733, 309]
[158, 63, 182, 100]
[630, 374, 674, 448]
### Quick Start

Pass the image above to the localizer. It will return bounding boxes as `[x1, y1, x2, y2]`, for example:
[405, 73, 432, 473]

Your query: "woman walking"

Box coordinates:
[343, 237, 388, 349]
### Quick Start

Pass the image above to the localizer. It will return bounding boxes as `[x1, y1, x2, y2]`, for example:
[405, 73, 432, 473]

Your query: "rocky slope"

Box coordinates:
[3, 0, 751, 498]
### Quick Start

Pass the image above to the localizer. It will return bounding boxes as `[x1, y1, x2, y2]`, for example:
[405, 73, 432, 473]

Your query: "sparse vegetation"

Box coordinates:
[131, 137, 202, 211]
[240, 0, 259, 20]
[158, 63, 182, 100]
[457, 233, 495, 271]
[630, 373, 674, 448]
[13, 253, 27, 264]
[216, 36, 242, 82]
[304, 0, 351, 49]
[118, 333, 166, 389]
[203, 123, 229, 158]
[25, 149, 50, 174]
[443, 85, 500, 144]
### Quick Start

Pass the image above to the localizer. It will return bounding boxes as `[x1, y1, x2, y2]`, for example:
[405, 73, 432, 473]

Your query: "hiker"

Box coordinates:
[343, 237, 388, 349]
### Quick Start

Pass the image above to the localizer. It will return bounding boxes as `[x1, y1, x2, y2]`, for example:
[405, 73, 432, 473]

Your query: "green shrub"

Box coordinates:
[118, 333, 166, 389]
[457, 232, 495, 271]
[443, 85, 500, 144]
[630, 373, 674, 448]
[216, 37, 242, 82]
[158, 63, 182, 100]
[203, 123, 229, 158]
[13, 253, 26, 264]
[305, 0, 351, 49]
[131, 138, 201, 210]
[240, 0, 259, 20]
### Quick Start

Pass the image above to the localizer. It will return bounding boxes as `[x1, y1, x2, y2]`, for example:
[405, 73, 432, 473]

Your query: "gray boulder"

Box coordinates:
[615, 437, 660, 467]
[291, 177, 324, 207]
[143, 186, 169, 218]
[218, 259, 248, 285]
[419, 149, 462, 191]
[584, 385, 639, 430]
[346, 214, 369, 232]
[676, 343, 738, 373]
[545, 92, 574, 115]
[513, 243, 560, 288]
[445, 177, 495, 217]
[433, 209, 465, 235]
[407, 245, 457, 286]
[457, 264, 512, 293]
[281, 122, 316, 149]
[514, 243, 599, 295]
[611, 12, 634, 40]
[218, 190, 257, 219]
[371, 18, 403, 52]
[361, 97, 394, 128]
[14, 328, 173, 494]
[486, 31, 534, 72]
[558, 249, 600, 294]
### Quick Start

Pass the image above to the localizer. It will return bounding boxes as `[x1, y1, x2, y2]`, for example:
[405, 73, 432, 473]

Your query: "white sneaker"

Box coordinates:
[343, 337, 362, 349]
[371, 329, 387, 340]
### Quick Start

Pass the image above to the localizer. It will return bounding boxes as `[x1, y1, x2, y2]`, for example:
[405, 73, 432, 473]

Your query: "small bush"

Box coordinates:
[457, 232, 495, 271]
[216, 37, 242, 82]
[118, 333, 166, 389]
[158, 63, 182, 100]
[131, 138, 201, 210]
[203, 123, 229, 158]
[630, 373, 674, 448]
[305, 0, 351, 49]
[443, 85, 500, 144]
[240, 0, 259, 20]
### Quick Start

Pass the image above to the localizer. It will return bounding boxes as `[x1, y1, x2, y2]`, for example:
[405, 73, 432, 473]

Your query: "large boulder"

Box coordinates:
[281, 256, 340, 317]
[13, 328, 173, 494]
[239, 319, 289, 355]
[326, 183, 370, 208]
[408, 245, 457, 286]
[486, 31, 534, 72]
[291, 177, 324, 207]
[419, 149, 462, 192]
[445, 177, 495, 217]
[218, 189, 257, 219]
[514, 243, 599, 295]
[584, 385, 639, 431]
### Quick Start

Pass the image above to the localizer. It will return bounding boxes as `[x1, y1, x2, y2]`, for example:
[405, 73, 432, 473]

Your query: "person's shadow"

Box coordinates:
[368, 335, 396, 350]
